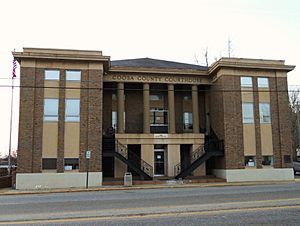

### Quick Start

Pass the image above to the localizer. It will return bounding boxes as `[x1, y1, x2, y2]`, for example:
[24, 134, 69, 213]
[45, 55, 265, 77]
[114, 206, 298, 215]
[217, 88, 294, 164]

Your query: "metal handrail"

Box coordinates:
[173, 138, 224, 177]
[115, 141, 153, 178]
[174, 144, 205, 176]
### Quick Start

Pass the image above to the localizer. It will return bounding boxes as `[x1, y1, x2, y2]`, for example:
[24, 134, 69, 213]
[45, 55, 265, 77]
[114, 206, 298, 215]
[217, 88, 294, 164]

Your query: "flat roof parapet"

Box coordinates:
[13, 47, 110, 65]
[209, 57, 295, 74]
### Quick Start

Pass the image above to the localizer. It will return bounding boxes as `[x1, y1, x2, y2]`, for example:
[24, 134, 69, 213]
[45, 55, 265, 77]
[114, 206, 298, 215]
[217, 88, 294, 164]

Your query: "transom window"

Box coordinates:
[259, 103, 271, 123]
[242, 103, 254, 123]
[66, 70, 81, 81]
[44, 98, 59, 121]
[258, 77, 269, 88]
[45, 70, 60, 80]
[150, 94, 163, 101]
[240, 77, 252, 88]
[65, 99, 80, 122]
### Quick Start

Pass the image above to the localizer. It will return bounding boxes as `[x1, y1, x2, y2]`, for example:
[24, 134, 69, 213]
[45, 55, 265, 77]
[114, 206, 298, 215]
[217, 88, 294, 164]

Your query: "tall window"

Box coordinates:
[183, 112, 193, 131]
[242, 103, 254, 123]
[112, 111, 117, 129]
[259, 103, 271, 123]
[240, 77, 252, 88]
[44, 98, 59, 121]
[66, 70, 81, 81]
[65, 99, 80, 122]
[258, 78, 269, 88]
[45, 70, 60, 80]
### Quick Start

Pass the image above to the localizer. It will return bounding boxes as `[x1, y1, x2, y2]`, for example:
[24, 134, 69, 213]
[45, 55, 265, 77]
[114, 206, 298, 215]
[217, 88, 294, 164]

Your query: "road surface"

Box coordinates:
[0, 182, 300, 225]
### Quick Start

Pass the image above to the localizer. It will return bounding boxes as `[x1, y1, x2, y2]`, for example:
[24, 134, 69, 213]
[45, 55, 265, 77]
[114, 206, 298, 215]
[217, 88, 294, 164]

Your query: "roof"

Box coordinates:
[111, 58, 207, 70]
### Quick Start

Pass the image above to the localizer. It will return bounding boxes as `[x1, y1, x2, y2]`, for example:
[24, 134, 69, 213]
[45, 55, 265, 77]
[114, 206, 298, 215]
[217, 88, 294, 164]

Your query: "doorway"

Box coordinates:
[127, 144, 141, 176]
[180, 144, 191, 172]
[154, 145, 166, 176]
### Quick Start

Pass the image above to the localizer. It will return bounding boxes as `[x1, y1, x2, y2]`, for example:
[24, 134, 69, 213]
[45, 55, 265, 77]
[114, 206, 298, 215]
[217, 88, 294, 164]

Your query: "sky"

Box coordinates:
[0, 0, 299, 156]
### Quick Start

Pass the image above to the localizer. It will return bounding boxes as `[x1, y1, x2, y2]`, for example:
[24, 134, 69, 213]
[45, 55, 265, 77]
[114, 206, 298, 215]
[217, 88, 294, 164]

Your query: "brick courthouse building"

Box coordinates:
[13, 48, 295, 189]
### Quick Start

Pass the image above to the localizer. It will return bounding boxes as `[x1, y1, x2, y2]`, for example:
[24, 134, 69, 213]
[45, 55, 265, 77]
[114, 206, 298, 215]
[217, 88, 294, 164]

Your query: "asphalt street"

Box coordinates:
[1, 182, 300, 225]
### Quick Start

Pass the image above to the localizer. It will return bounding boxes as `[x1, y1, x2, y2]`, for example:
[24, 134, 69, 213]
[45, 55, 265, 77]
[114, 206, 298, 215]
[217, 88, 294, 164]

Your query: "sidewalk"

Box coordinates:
[0, 179, 299, 196]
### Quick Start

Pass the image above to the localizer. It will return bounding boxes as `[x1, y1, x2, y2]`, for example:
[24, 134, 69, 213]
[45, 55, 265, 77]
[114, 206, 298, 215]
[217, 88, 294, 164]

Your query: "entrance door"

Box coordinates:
[180, 144, 191, 171]
[154, 150, 165, 176]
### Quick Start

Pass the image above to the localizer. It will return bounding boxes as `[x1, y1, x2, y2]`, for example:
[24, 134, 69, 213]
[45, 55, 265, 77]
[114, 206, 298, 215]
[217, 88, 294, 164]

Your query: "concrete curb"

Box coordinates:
[0, 180, 298, 196]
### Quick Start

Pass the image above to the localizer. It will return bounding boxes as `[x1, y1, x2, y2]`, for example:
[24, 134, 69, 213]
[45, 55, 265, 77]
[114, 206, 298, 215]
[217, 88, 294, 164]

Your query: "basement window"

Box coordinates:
[64, 158, 79, 171]
[262, 156, 273, 166]
[245, 156, 256, 167]
[42, 158, 57, 170]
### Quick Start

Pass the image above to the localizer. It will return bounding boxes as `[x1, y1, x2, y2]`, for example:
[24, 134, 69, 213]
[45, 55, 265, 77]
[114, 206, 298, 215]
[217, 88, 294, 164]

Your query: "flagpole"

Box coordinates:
[8, 53, 17, 175]
[8, 76, 14, 175]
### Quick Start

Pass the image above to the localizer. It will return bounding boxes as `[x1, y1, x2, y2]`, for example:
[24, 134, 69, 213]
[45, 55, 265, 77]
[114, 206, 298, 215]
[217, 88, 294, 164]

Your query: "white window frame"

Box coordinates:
[45, 70, 60, 80]
[242, 103, 254, 123]
[259, 103, 271, 123]
[240, 77, 252, 88]
[258, 77, 269, 88]
[44, 98, 59, 121]
[66, 70, 81, 81]
[65, 99, 80, 122]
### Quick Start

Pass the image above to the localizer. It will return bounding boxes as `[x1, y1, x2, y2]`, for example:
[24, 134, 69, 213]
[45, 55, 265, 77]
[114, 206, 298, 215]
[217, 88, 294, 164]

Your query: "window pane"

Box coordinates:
[242, 103, 254, 123]
[240, 77, 252, 87]
[65, 99, 80, 121]
[45, 70, 60, 80]
[259, 103, 271, 123]
[66, 70, 81, 81]
[258, 78, 269, 88]
[44, 99, 58, 121]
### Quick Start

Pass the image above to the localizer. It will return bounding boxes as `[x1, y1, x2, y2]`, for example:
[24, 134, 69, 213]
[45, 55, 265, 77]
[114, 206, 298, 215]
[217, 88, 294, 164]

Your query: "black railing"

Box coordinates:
[116, 141, 153, 178]
[174, 144, 205, 176]
[174, 138, 224, 177]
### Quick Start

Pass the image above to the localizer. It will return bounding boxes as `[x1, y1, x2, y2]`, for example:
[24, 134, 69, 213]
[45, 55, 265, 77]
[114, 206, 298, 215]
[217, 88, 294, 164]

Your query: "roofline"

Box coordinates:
[109, 66, 209, 75]
[209, 57, 295, 74]
[12, 47, 111, 70]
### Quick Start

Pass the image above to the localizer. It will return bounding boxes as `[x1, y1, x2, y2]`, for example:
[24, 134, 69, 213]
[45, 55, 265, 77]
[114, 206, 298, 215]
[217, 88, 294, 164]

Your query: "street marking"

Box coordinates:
[0, 204, 300, 225]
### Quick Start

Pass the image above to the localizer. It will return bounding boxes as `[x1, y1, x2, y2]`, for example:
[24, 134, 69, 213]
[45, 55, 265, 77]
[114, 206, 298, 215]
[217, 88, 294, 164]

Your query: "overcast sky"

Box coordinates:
[0, 0, 299, 156]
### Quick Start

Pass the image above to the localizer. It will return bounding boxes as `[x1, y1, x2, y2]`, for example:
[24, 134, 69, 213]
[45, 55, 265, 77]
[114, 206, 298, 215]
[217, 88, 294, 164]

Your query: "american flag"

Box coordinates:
[12, 59, 17, 79]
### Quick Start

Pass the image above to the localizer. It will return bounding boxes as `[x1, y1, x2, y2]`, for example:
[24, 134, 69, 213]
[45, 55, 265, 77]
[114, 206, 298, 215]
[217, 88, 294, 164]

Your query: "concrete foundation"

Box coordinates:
[213, 168, 294, 182]
[16, 172, 102, 189]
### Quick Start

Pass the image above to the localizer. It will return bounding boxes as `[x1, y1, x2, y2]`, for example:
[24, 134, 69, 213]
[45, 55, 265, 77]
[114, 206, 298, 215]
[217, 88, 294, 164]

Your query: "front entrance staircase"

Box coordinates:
[174, 138, 224, 179]
[103, 136, 153, 180]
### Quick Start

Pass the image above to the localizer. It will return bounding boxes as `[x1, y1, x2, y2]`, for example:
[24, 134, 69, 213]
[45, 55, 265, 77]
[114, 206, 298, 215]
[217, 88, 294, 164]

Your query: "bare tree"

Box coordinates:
[289, 87, 300, 160]
[194, 47, 209, 67]
[204, 47, 209, 67]
[228, 37, 233, 58]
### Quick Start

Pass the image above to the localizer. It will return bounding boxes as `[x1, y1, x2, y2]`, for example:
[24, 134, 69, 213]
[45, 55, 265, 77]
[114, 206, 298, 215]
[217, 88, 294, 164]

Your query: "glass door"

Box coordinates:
[154, 150, 165, 176]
